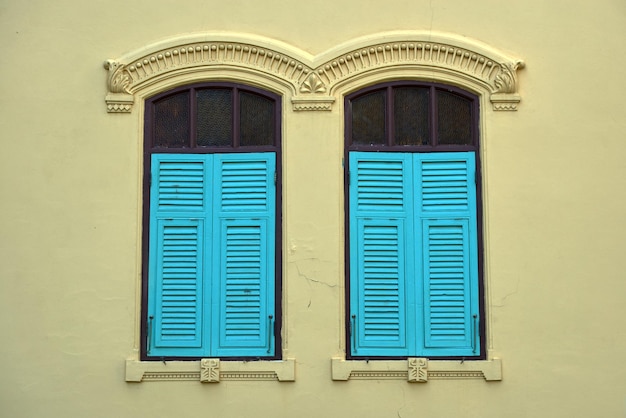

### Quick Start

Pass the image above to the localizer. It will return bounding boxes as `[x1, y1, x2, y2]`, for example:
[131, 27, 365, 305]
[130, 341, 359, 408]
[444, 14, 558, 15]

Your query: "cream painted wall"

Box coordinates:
[1, 1, 626, 417]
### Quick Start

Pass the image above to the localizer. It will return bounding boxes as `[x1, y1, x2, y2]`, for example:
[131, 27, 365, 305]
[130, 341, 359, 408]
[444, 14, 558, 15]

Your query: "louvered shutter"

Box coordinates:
[212, 153, 276, 357]
[349, 152, 413, 356]
[147, 155, 211, 357]
[415, 152, 479, 356]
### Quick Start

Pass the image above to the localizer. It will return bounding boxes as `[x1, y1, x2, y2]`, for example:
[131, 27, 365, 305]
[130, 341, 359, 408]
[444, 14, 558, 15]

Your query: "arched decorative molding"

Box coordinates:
[104, 31, 524, 113]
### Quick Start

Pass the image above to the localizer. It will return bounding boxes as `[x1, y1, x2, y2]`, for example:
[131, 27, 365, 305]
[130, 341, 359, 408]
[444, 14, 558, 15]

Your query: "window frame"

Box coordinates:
[344, 81, 486, 360]
[140, 82, 283, 361]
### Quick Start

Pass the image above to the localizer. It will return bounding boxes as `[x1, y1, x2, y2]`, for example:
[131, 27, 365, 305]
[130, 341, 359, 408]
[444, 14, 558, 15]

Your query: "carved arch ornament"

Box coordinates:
[104, 32, 524, 112]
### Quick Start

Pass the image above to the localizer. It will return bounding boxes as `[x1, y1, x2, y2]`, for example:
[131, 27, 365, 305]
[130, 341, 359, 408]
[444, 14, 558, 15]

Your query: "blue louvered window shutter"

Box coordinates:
[147, 154, 211, 357]
[349, 151, 479, 357]
[414, 152, 479, 356]
[349, 152, 414, 356]
[147, 153, 276, 358]
[212, 153, 276, 357]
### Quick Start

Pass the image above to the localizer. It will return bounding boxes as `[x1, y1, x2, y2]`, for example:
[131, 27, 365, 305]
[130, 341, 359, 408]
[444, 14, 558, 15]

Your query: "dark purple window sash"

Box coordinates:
[141, 82, 283, 361]
[344, 81, 485, 360]
[345, 81, 479, 151]
[145, 82, 280, 152]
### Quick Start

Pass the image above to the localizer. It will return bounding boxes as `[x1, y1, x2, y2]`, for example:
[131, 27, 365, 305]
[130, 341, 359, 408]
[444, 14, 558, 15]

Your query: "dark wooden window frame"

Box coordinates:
[344, 81, 486, 360]
[141, 82, 283, 361]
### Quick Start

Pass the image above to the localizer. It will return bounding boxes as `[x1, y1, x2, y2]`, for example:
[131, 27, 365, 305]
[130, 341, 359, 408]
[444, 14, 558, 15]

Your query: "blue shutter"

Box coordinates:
[349, 152, 413, 356]
[415, 152, 479, 356]
[212, 153, 276, 357]
[350, 151, 479, 357]
[147, 155, 211, 357]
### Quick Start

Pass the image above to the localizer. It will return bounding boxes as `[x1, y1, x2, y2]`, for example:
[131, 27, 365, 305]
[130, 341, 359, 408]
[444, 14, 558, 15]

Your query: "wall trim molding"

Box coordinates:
[331, 357, 502, 382]
[125, 358, 296, 383]
[104, 31, 524, 113]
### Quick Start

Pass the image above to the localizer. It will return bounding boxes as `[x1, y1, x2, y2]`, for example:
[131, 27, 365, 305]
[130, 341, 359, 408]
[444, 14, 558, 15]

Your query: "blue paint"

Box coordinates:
[147, 153, 276, 357]
[349, 151, 479, 357]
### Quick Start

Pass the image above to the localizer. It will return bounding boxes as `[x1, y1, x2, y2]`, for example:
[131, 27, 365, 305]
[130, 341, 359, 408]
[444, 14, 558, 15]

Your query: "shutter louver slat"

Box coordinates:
[160, 226, 200, 342]
[362, 223, 403, 339]
[356, 160, 405, 212]
[224, 224, 262, 338]
[157, 161, 205, 210]
[421, 159, 469, 211]
[424, 222, 470, 342]
[220, 160, 269, 211]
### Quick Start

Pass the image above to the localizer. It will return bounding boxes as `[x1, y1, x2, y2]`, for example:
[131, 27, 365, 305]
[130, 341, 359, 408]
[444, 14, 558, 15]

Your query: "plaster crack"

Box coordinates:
[396, 387, 407, 418]
[493, 277, 521, 307]
[292, 261, 337, 289]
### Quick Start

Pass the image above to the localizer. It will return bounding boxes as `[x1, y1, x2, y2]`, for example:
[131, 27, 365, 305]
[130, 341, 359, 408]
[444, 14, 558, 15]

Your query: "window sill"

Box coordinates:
[331, 357, 502, 382]
[125, 358, 296, 382]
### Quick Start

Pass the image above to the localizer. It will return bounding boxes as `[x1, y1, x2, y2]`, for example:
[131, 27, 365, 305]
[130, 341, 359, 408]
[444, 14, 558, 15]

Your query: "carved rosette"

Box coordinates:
[200, 359, 220, 383]
[408, 358, 428, 382]
[105, 34, 524, 112]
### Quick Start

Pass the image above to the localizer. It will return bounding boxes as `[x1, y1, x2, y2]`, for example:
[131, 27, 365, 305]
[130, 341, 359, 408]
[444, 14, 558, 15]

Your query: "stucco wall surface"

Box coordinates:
[1, 1, 626, 417]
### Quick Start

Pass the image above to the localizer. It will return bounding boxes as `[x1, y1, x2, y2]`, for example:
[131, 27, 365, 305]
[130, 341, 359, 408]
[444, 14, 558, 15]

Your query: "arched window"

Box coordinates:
[142, 83, 282, 359]
[345, 82, 483, 359]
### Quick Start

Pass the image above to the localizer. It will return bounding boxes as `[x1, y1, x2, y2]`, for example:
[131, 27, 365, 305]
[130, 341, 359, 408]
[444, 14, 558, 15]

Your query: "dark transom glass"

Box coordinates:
[394, 86, 430, 146]
[147, 83, 280, 151]
[153, 91, 190, 148]
[351, 90, 386, 145]
[437, 90, 473, 146]
[240, 91, 275, 146]
[346, 82, 477, 150]
[196, 88, 232, 147]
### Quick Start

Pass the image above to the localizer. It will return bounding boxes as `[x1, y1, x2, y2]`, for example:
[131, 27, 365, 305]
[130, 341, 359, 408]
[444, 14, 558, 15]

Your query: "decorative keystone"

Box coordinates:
[200, 359, 220, 383]
[408, 358, 428, 382]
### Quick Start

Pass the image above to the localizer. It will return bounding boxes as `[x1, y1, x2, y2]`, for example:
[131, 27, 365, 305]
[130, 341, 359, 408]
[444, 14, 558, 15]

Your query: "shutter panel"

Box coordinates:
[349, 152, 413, 356]
[147, 155, 211, 357]
[415, 152, 479, 356]
[213, 153, 276, 357]
[349, 151, 480, 358]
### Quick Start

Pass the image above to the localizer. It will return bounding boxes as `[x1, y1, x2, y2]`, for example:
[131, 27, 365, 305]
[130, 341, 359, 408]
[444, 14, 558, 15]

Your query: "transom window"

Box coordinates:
[142, 83, 281, 360]
[347, 82, 478, 150]
[147, 83, 279, 149]
[345, 82, 484, 359]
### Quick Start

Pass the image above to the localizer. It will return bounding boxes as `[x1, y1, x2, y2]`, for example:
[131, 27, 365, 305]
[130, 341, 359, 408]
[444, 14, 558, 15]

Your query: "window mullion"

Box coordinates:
[387, 86, 394, 146]
[430, 86, 437, 147]
[233, 87, 240, 148]
[190, 88, 197, 148]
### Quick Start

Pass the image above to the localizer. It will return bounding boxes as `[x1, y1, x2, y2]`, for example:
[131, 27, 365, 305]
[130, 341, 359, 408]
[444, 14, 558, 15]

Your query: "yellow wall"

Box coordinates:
[2, 1, 626, 417]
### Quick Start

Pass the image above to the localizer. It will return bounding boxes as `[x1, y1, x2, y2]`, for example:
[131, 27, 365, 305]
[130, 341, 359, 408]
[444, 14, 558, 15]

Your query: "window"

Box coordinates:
[142, 83, 281, 360]
[345, 82, 484, 359]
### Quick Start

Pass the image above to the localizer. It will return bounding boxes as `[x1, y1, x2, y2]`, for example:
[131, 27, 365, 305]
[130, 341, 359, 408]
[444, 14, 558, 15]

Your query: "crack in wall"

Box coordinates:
[289, 259, 337, 309]
[292, 261, 337, 289]
[492, 277, 521, 307]
[396, 386, 407, 418]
